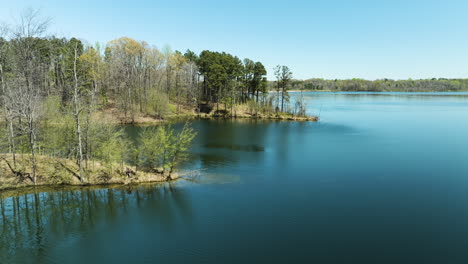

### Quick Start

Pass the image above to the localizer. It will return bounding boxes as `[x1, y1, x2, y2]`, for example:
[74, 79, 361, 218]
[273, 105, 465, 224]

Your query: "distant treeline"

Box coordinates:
[287, 78, 468, 92]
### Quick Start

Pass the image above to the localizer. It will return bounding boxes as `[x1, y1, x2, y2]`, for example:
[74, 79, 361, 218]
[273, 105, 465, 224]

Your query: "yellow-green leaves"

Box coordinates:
[138, 123, 197, 174]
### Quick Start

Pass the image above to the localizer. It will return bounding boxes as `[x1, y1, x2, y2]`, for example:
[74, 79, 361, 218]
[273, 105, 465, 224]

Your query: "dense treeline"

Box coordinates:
[0, 10, 213, 185]
[289, 78, 468, 92]
[0, 16, 272, 123]
[0, 9, 310, 187]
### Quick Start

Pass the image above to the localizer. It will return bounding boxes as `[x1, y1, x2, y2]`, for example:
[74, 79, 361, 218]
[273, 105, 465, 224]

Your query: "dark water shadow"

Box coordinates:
[0, 183, 193, 262]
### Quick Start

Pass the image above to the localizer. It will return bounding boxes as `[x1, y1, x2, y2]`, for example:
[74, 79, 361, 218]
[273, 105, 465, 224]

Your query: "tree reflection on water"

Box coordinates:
[0, 183, 192, 261]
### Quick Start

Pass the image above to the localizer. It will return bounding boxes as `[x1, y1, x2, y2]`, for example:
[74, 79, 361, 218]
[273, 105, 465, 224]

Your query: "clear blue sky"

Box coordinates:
[1, 0, 468, 80]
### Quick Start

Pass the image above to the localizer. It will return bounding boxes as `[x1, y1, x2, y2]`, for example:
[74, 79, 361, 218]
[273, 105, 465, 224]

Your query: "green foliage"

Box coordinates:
[274, 65, 293, 112]
[41, 115, 76, 158]
[243, 60, 267, 99]
[138, 122, 197, 175]
[184, 49, 199, 63]
[246, 100, 261, 116]
[289, 78, 468, 92]
[147, 89, 170, 118]
[42, 95, 63, 122]
[168, 122, 197, 172]
[0, 124, 8, 153]
[198, 50, 243, 102]
[92, 124, 128, 169]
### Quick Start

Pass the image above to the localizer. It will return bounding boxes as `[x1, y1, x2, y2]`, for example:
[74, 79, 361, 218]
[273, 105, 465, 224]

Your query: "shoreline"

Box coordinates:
[288, 90, 468, 93]
[103, 108, 319, 125]
[0, 154, 180, 193]
[0, 105, 318, 193]
[199, 113, 319, 122]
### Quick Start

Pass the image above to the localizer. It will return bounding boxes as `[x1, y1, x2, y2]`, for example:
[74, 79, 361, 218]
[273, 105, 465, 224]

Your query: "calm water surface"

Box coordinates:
[1, 92, 468, 263]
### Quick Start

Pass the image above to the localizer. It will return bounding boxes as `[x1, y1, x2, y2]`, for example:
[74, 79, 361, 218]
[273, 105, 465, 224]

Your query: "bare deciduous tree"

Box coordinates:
[72, 45, 85, 182]
[7, 8, 50, 184]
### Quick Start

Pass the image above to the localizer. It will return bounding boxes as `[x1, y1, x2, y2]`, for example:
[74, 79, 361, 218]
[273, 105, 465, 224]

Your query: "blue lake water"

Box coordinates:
[1, 92, 468, 263]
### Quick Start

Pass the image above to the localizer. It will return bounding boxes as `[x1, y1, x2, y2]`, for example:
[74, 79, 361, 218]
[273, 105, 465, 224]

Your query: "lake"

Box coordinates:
[1, 92, 468, 263]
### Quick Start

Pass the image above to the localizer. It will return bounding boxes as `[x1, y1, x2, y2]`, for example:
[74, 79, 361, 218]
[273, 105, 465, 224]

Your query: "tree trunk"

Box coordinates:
[73, 47, 84, 182]
[9, 120, 16, 168]
[28, 117, 37, 185]
[281, 86, 285, 112]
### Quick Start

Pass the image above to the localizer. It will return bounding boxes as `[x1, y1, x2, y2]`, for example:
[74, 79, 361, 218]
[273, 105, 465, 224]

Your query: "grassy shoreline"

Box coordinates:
[0, 104, 317, 192]
[0, 154, 178, 192]
[99, 104, 319, 125]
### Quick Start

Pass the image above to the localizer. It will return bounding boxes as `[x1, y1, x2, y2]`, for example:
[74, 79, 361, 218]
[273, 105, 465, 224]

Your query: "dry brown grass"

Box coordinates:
[203, 103, 319, 121]
[94, 101, 318, 125]
[0, 154, 175, 191]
